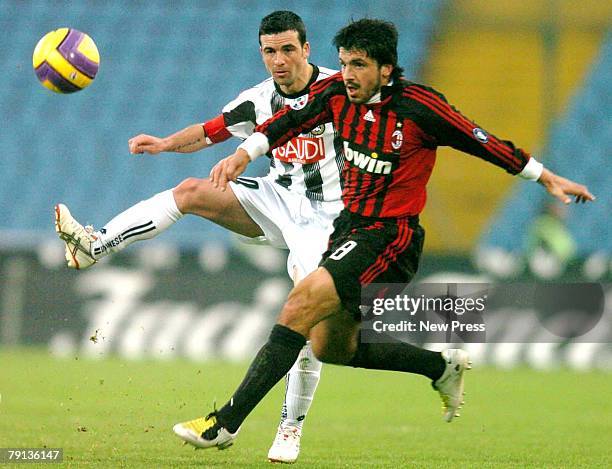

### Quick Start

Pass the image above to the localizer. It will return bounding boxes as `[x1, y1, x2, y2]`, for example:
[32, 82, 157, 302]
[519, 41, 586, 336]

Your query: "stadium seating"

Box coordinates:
[479, 32, 611, 257]
[0, 0, 443, 247]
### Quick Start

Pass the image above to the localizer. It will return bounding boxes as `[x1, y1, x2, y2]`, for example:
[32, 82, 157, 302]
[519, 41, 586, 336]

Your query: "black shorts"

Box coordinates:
[319, 209, 425, 319]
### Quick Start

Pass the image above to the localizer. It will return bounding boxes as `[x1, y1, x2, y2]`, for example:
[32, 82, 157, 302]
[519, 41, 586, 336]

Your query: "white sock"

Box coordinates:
[91, 190, 183, 259]
[280, 341, 322, 430]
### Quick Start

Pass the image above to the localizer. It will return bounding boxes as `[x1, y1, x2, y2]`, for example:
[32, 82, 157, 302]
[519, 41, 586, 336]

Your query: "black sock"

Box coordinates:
[348, 333, 445, 381]
[216, 324, 306, 433]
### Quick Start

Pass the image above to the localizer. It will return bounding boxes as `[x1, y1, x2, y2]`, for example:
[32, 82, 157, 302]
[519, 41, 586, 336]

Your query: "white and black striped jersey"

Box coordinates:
[202, 65, 343, 202]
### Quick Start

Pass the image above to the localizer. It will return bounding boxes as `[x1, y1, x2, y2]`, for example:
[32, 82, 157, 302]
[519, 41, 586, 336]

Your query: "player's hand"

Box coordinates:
[538, 168, 595, 204]
[209, 149, 251, 191]
[128, 134, 167, 155]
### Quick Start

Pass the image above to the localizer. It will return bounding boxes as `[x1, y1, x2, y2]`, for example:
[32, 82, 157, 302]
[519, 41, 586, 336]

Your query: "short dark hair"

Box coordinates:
[333, 18, 404, 79]
[259, 11, 307, 45]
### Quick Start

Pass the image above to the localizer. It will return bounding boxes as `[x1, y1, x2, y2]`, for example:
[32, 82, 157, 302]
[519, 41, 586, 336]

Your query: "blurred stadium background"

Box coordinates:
[0, 0, 612, 467]
[0, 2, 611, 464]
[2, 0, 609, 361]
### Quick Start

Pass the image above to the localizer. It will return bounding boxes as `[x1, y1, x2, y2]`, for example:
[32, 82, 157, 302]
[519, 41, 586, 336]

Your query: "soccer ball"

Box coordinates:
[33, 28, 100, 93]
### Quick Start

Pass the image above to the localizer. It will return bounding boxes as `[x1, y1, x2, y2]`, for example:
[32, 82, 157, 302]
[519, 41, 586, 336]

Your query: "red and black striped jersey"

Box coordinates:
[255, 72, 531, 218]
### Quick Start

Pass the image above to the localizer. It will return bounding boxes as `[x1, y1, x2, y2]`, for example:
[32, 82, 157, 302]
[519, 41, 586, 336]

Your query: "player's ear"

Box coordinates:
[303, 41, 311, 59]
[381, 64, 393, 81]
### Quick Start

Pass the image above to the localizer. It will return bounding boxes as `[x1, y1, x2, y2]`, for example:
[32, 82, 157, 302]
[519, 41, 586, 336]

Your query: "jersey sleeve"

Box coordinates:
[255, 73, 343, 150]
[202, 89, 258, 143]
[403, 84, 531, 175]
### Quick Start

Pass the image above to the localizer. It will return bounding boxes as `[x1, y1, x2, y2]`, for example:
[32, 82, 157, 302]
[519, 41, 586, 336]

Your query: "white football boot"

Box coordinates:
[433, 349, 472, 422]
[54, 204, 97, 269]
[267, 422, 301, 464]
[173, 413, 239, 450]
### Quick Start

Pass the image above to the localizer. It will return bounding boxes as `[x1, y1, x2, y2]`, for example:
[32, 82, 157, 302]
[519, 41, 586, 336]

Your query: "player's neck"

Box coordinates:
[279, 63, 314, 95]
[365, 78, 393, 104]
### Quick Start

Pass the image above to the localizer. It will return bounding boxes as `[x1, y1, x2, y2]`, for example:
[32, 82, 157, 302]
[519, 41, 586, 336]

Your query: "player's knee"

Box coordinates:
[285, 271, 340, 316]
[279, 286, 317, 331]
[279, 273, 338, 332]
[173, 177, 213, 214]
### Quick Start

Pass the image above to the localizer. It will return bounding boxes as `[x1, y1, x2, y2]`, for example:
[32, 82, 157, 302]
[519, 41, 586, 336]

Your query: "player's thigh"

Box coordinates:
[309, 311, 361, 364]
[285, 224, 334, 282]
[172, 177, 263, 238]
[285, 200, 343, 280]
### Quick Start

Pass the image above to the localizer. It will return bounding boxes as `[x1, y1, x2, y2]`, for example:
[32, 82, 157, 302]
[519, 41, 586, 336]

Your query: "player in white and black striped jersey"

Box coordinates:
[54, 11, 342, 464]
[211, 64, 344, 203]
[86, 62, 342, 264]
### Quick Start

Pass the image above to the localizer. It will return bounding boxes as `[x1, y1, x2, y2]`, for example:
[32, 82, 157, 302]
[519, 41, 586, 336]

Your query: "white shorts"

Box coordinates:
[229, 176, 343, 281]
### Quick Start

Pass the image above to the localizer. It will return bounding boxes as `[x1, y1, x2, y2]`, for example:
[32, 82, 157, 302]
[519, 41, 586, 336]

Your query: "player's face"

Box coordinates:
[339, 48, 392, 104]
[260, 30, 310, 94]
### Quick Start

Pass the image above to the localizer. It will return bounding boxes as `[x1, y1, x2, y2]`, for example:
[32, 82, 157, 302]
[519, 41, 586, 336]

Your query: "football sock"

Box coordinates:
[217, 324, 306, 433]
[280, 342, 322, 430]
[90, 190, 183, 259]
[348, 333, 446, 381]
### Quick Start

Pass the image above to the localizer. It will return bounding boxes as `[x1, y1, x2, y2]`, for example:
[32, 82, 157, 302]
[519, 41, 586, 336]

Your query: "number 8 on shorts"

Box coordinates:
[329, 240, 357, 260]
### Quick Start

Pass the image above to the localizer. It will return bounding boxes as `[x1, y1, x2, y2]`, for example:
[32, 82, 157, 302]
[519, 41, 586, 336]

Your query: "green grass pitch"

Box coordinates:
[1, 348, 610, 468]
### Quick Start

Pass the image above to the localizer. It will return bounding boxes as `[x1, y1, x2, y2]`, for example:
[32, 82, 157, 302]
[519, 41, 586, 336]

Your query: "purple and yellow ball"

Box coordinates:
[33, 28, 100, 94]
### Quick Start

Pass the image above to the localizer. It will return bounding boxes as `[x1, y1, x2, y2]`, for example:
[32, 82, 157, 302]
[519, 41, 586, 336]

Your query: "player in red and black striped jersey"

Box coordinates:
[250, 75, 535, 218]
[189, 19, 595, 452]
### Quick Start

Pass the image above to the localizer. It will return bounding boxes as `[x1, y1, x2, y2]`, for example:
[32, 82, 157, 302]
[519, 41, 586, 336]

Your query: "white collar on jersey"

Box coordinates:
[365, 79, 394, 105]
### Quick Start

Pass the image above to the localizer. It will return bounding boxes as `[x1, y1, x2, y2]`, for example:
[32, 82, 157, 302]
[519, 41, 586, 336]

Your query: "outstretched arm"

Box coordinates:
[405, 84, 596, 205]
[128, 89, 259, 156]
[538, 168, 595, 204]
[128, 123, 210, 155]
